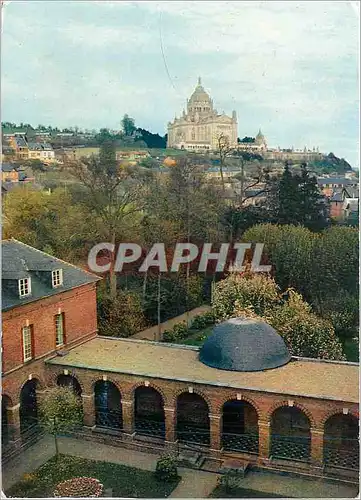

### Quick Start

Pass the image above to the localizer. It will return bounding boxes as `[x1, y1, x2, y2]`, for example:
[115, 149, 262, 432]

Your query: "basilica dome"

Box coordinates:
[189, 77, 211, 103]
[199, 317, 291, 372]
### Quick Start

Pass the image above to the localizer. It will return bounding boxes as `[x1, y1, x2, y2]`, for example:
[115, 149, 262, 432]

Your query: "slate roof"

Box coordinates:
[199, 318, 291, 372]
[2, 163, 17, 172]
[2, 239, 101, 311]
[330, 191, 343, 202]
[46, 337, 359, 403]
[317, 177, 357, 186]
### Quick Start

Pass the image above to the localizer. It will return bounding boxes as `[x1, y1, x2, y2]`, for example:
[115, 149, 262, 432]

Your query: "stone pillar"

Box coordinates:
[209, 413, 222, 452]
[81, 393, 95, 428]
[258, 420, 271, 462]
[7, 403, 21, 444]
[311, 427, 324, 469]
[122, 399, 134, 434]
[164, 406, 176, 443]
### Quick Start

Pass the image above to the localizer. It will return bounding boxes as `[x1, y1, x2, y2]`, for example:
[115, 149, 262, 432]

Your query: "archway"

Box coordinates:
[94, 381, 122, 430]
[57, 374, 82, 396]
[134, 386, 165, 438]
[176, 392, 210, 446]
[324, 413, 359, 470]
[2, 395, 12, 447]
[222, 399, 259, 454]
[270, 406, 311, 462]
[20, 379, 39, 436]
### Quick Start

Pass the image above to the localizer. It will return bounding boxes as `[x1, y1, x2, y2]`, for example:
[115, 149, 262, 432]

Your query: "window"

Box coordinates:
[22, 325, 33, 362]
[55, 313, 64, 347]
[18, 278, 31, 298]
[52, 269, 63, 288]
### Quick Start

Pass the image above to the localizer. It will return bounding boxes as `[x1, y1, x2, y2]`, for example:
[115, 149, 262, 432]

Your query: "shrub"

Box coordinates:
[162, 322, 188, 342]
[54, 477, 103, 497]
[191, 311, 215, 330]
[155, 454, 178, 482]
[218, 470, 243, 492]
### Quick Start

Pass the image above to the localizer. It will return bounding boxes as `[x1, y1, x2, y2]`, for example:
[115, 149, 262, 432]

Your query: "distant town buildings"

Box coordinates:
[167, 78, 238, 151]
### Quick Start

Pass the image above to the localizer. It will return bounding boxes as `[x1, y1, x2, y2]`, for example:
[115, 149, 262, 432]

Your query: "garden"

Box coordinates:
[5, 454, 180, 498]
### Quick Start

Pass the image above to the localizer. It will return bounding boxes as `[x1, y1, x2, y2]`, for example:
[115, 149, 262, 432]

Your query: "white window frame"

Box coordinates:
[52, 269, 63, 288]
[55, 313, 64, 347]
[18, 277, 31, 298]
[22, 325, 33, 362]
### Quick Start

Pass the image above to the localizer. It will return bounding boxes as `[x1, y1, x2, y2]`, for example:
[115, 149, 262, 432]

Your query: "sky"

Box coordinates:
[2, 1, 359, 167]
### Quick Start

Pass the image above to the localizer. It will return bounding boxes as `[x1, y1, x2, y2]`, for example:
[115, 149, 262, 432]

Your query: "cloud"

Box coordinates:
[2, 0, 359, 167]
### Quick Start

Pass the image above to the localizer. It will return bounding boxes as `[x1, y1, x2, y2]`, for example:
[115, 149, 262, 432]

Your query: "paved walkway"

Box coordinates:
[131, 305, 211, 341]
[2, 436, 358, 498]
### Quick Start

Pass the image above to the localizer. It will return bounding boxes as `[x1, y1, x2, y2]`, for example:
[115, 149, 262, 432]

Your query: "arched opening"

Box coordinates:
[324, 413, 359, 470]
[94, 381, 122, 430]
[2, 395, 12, 447]
[134, 386, 165, 438]
[270, 406, 311, 462]
[222, 400, 259, 454]
[176, 392, 210, 446]
[57, 374, 82, 396]
[20, 379, 39, 437]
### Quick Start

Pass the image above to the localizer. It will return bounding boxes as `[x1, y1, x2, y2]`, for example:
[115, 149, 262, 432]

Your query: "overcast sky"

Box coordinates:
[2, 1, 359, 167]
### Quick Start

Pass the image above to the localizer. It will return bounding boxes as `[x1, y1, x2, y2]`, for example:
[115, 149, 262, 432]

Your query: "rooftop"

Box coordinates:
[317, 177, 357, 185]
[47, 337, 359, 402]
[2, 239, 100, 311]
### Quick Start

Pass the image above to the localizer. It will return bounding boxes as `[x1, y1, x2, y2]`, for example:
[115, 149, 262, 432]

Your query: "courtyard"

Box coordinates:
[3, 436, 358, 498]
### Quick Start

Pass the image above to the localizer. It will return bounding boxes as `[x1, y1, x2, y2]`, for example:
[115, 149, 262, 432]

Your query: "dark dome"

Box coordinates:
[199, 317, 291, 372]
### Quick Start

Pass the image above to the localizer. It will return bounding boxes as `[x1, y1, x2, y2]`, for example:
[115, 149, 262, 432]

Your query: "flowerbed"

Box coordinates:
[54, 477, 103, 497]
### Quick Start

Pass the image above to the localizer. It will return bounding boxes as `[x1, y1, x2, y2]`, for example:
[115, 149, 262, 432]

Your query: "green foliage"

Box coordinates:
[39, 386, 83, 437]
[212, 272, 280, 320]
[191, 311, 216, 330]
[121, 114, 136, 137]
[213, 273, 345, 360]
[155, 454, 178, 483]
[97, 287, 148, 337]
[162, 322, 188, 342]
[218, 470, 244, 493]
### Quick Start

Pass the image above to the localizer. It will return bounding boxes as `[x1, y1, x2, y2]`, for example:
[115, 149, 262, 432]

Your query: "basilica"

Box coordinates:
[167, 78, 238, 151]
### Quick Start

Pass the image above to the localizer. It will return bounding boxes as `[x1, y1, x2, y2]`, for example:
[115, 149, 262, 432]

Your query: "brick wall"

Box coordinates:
[2, 283, 98, 400]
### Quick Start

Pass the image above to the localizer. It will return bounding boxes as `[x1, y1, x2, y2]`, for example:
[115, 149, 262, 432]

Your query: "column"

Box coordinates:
[209, 413, 222, 452]
[7, 403, 21, 444]
[164, 406, 176, 443]
[258, 420, 271, 462]
[81, 393, 95, 428]
[310, 427, 324, 469]
[122, 399, 134, 434]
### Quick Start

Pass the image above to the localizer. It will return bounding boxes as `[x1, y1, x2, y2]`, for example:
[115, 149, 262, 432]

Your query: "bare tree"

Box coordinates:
[69, 140, 145, 298]
[215, 133, 233, 193]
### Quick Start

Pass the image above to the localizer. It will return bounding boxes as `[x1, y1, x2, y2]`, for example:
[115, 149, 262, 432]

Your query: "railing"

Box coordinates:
[176, 424, 210, 446]
[222, 432, 259, 455]
[270, 434, 311, 462]
[134, 418, 165, 439]
[95, 410, 123, 430]
[324, 438, 359, 471]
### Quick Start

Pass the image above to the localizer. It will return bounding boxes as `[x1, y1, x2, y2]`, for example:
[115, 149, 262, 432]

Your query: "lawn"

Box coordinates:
[174, 325, 214, 346]
[5, 454, 180, 498]
[210, 485, 285, 498]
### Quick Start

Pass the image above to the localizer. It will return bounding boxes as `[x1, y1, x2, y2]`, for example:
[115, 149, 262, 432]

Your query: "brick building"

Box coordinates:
[1, 241, 359, 482]
[2, 239, 100, 452]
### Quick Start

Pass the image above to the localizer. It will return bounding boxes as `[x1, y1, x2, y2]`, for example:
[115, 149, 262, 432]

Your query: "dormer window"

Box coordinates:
[18, 277, 31, 298]
[52, 269, 63, 288]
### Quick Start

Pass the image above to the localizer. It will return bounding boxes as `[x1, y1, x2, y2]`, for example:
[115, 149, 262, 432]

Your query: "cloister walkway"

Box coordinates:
[2, 436, 358, 498]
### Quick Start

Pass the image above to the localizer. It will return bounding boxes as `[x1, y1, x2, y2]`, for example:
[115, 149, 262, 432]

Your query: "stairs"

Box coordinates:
[177, 449, 206, 469]
[219, 458, 251, 477]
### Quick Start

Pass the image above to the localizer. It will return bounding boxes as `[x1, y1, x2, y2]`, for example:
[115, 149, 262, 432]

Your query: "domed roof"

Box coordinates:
[189, 77, 211, 103]
[199, 317, 291, 372]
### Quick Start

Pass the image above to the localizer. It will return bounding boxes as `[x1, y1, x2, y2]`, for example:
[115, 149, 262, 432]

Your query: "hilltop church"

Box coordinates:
[167, 78, 238, 151]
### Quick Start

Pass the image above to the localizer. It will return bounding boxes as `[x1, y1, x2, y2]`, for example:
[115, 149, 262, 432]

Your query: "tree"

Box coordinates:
[215, 133, 233, 193]
[69, 140, 145, 297]
[298, 163, 329, 231]
[121, 114, 136, 137]
[39, 386, 83, 458]
[213, 272, 345, 360]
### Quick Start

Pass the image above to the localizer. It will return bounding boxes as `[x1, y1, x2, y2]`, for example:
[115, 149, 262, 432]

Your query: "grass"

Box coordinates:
[175, 325, 214, 346]
[343, 338, 359, 362]
[210, 485, 285, 498]
[5, 454, 180, 498]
